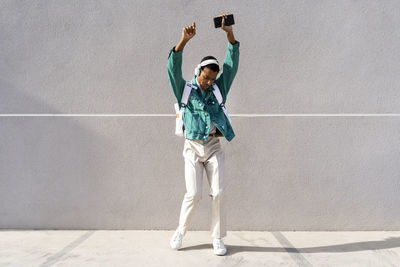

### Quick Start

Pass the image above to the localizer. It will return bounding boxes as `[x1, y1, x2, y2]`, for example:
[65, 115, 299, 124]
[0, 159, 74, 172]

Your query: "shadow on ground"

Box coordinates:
[179, 237, 400, 256]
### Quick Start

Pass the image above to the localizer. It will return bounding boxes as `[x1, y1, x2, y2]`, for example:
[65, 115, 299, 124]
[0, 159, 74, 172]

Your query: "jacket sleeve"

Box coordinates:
[167, 46, 186, 104]
[215, 40, 240, 102]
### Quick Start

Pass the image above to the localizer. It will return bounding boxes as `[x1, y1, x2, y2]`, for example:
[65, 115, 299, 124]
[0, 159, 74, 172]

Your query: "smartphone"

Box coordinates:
[214, 14, 235, 28]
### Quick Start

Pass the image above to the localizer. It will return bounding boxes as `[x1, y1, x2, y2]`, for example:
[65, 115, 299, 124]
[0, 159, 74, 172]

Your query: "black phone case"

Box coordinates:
[214, 14, 235, 28]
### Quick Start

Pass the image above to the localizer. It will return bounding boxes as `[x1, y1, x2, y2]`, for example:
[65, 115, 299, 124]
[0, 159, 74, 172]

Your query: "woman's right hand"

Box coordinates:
[181, 22, 196, 41]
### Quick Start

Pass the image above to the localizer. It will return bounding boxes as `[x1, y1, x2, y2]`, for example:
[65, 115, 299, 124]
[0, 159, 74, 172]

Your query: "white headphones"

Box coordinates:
[194, 59, 220, 77]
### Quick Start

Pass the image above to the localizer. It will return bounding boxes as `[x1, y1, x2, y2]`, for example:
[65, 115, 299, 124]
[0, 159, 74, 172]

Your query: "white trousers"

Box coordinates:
[177, 136, 227, 239]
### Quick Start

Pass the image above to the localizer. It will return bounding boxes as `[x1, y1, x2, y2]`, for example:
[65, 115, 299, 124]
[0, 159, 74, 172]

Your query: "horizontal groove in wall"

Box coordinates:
[0, 114, 400, 117]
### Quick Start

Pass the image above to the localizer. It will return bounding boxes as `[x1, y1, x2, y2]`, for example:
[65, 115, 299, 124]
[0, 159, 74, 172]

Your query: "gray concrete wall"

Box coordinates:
[1, 0, 399, 230]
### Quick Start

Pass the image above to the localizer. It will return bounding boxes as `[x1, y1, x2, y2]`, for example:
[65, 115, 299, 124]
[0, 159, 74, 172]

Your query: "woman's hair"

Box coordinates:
[200, 56, 220, 74]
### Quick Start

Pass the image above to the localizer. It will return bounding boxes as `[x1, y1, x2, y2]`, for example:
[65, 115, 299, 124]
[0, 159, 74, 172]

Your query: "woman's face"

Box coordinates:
[198, 67, 218, 90]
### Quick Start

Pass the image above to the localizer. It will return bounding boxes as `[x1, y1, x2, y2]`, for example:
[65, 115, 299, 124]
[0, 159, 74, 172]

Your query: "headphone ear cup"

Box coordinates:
[194, 65, 200, 76]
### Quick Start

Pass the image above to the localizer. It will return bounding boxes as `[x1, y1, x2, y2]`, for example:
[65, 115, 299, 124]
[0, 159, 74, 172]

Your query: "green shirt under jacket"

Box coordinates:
[167, 40, 240, 142]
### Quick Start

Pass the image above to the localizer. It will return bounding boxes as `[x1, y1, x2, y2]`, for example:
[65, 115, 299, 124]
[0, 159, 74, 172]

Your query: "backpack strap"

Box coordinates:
[181, 81, 194, 107]
[211, 83, 224, 105]
[212, 83, 232, 123]
[175, 81, 194, 137]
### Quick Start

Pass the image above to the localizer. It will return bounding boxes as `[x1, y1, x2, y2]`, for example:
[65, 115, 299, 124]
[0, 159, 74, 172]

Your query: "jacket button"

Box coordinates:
[206, 126, 208, 129]
[199, 103, 203, 106]
[212, 101, 215, 104]
[205, 113, 208, 116]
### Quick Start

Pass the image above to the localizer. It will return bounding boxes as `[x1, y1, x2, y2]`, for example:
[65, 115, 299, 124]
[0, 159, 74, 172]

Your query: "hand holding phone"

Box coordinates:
[214, 14, 235, 29]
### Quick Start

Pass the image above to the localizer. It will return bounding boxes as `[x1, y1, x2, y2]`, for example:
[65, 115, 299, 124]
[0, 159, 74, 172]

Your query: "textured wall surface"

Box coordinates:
[1, 0, 399, 230]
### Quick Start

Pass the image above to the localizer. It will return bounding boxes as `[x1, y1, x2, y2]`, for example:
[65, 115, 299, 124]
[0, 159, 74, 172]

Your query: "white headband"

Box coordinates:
[194, 59, 219, 77]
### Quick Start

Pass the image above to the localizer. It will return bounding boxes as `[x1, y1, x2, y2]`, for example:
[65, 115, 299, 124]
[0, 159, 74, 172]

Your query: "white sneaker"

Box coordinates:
[213, 238, 227, 256]
[170, 229, 184, 250]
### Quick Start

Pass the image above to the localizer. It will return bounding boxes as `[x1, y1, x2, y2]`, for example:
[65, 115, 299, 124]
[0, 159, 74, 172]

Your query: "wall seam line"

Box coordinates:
[1, 113, 400, 117]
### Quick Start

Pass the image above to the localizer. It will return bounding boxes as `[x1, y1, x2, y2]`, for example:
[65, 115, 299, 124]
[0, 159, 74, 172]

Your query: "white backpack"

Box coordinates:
[175, 81, 231, 137]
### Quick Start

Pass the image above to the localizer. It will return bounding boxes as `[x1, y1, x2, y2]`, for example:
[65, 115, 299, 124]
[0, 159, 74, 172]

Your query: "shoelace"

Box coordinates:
[214, 239, 223, 249]
[173, 231, 182, 241]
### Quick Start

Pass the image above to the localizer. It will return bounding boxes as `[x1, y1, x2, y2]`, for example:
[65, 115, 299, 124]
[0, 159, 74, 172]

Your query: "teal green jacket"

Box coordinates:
[167, 40, 240, 142]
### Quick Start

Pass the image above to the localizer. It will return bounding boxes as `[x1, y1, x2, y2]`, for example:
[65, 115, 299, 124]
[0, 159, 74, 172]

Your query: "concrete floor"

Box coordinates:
[1, 230, 400, 267]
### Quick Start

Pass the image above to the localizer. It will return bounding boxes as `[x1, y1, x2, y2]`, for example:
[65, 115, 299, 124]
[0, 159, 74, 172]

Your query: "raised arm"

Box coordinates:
[215, 14, 240, 102]
[167, 22, 196, 104]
